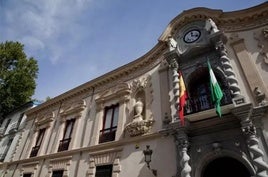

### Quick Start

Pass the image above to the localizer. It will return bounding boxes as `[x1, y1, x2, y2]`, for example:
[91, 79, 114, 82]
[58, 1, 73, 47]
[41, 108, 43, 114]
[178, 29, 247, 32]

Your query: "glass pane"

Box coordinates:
[52, 170, 63, 177]
[36, 129, 45, 146]
[112, 106, 119, 127]
[64, 120, 74, 139]
[104, 108, 113, 129]
[23, 174, 32, 177]
[96, 165, 113, 177]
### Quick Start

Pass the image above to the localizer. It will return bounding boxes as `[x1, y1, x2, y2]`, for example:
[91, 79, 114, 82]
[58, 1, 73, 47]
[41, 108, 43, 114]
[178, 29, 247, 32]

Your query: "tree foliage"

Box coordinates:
[0, 41, 38, 117]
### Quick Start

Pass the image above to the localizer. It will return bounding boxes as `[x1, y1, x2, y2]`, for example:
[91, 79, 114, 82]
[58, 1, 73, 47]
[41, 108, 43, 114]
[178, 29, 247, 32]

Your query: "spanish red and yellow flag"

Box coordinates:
[179, 71, 187, 126]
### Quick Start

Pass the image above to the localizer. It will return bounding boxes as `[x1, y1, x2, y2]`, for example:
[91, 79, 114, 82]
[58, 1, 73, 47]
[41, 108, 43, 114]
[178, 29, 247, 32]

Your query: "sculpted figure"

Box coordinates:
[168, 36, 177, 51]
[205, 18, 219, 34]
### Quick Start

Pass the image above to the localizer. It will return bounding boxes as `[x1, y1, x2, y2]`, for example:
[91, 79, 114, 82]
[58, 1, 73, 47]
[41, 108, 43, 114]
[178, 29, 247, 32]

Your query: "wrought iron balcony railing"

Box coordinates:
[185, 91, 232, 115]
[99, 129, 116, 144]
[57, 138, 71, 152]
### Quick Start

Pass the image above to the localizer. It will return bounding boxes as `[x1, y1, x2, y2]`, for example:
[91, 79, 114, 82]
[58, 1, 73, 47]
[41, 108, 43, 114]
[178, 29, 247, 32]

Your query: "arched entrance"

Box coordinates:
[202, 157, 251, 177]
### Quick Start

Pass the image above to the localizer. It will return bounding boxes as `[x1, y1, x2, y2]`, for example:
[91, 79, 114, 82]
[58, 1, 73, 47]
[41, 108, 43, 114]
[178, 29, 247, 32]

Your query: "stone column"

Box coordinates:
[233, 103, 268, 177]
[216, 40, 241, 98]
[174, 130, 191, 177]
[168, 58, 180, 123]
[242, 121, 268, 177]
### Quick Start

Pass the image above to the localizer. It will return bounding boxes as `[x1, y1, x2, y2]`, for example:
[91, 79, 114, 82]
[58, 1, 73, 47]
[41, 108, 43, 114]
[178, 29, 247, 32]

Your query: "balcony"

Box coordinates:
[29, 145, 40, 157]
[185, 90, 232, 115]
[99, 129, 116, 144]
[57, 138, 71, 152]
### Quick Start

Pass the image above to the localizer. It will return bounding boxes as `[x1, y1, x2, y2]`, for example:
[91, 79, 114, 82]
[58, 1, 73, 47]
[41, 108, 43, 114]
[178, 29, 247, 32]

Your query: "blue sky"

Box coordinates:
[0, 0, 266, 101]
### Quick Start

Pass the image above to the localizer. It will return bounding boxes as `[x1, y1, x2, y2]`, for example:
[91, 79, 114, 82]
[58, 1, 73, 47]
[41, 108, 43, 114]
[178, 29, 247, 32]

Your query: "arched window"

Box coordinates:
[185, 67, 232, 114]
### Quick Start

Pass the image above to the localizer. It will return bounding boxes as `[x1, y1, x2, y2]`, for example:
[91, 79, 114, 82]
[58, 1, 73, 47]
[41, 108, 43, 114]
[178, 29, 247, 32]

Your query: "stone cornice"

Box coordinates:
[26, 43, 166, 116]
[0, 132, 161, 167]
[159, 2, 268, 41]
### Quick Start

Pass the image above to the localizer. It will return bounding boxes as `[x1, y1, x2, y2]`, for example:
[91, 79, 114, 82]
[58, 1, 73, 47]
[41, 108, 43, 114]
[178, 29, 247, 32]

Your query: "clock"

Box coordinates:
[183, 29, 201, 43]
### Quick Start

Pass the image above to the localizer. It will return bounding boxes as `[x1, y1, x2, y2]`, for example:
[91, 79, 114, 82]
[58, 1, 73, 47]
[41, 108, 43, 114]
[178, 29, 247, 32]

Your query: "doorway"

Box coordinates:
[202, 157, 251, 177]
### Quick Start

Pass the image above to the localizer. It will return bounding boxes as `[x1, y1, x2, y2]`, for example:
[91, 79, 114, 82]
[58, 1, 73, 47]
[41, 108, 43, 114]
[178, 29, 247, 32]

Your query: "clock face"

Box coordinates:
[183, 29, 201, 43]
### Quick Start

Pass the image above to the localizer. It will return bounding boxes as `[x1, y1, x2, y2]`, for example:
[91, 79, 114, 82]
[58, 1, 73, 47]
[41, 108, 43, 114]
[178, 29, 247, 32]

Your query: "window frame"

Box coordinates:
[99, 104, 119, 143]
[30, 128, 46, 157]
[58, 118, 75, 152]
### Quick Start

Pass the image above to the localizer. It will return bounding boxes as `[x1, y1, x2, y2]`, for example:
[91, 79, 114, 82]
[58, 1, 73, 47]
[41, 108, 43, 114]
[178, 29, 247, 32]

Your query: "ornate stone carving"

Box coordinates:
[48, 156, 72, 177]
[35, 112, 55, 128]
[253, 87, 267, 106]
[168, 58, 180, 123]
[133, 98, 144, 122]
[174, 131, 191, 177]
[131, 77, 149, 93]
[242, 123, 268, 177]
[167, 36, 178, 51]
[60, 99, 86, 117]
[234, 104, 268, 177]
[125, 98, 154, 136]
[95, 82, 131, 105]
[254, 28, 268, 64]
[87, 148, 122, 177]
[125, 119, 154, 137]
[20, 161, 39, 176]
[205, 18, 219, 35]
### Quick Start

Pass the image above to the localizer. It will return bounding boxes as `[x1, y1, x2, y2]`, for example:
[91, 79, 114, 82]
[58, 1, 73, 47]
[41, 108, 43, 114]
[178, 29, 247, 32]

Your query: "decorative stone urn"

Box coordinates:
[125, 98, 154, 137]
[133, 98, 144, 122]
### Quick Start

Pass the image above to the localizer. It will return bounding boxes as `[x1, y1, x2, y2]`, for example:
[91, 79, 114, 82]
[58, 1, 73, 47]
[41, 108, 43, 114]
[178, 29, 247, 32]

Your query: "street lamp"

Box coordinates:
[143, 145, 157, 176]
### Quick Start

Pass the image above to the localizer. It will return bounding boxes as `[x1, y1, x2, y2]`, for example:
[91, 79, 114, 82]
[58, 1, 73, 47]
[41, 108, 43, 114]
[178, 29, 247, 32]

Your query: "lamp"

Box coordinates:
[143, 145, 157, 176]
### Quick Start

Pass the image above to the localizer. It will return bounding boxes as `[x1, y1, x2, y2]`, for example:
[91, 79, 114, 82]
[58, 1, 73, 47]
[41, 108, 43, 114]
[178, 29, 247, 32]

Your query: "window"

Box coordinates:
[58, 119, 75, 152]
[5, 119, 11, 130]
[17, 113, 24, 128]
[186, 68, 232, 115]
[95, 165, 113, 177]
[99, 104, 119, 143]
[0, 138, 13, 161]
[23, 173, 32, 177]
[52, 170, 64, 177]
[30, 128, 46, 157]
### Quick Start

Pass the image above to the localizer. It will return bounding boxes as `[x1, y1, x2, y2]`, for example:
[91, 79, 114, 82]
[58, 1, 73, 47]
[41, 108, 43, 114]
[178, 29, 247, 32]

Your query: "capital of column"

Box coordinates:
[241, 123, 256, 137]
[167, 58, 178, 69]
[174, 130, 189, 149]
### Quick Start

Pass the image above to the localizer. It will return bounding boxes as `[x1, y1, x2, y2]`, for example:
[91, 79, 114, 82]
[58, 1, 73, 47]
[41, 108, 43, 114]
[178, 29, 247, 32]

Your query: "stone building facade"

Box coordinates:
[0, 2, 268, 177]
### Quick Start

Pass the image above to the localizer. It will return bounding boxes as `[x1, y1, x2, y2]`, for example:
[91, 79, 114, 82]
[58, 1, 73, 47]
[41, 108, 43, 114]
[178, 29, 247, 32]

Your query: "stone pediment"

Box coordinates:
[35, 112, 55, 127]
[95, 82, 131, 104]
[60, 99, 86, 117]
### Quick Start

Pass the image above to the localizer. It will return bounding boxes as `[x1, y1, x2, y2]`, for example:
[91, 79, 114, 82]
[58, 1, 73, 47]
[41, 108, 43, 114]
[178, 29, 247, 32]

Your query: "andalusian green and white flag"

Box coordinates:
[208, 60, 223, 117]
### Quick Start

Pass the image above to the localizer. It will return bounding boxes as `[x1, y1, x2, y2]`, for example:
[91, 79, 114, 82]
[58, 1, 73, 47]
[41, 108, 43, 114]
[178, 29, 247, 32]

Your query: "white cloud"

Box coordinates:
[1, 0, 93, 64]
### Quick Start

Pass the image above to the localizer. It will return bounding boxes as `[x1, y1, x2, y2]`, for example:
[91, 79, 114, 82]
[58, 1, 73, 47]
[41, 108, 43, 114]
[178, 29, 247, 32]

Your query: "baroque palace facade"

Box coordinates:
[1, 2, 268, 177]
